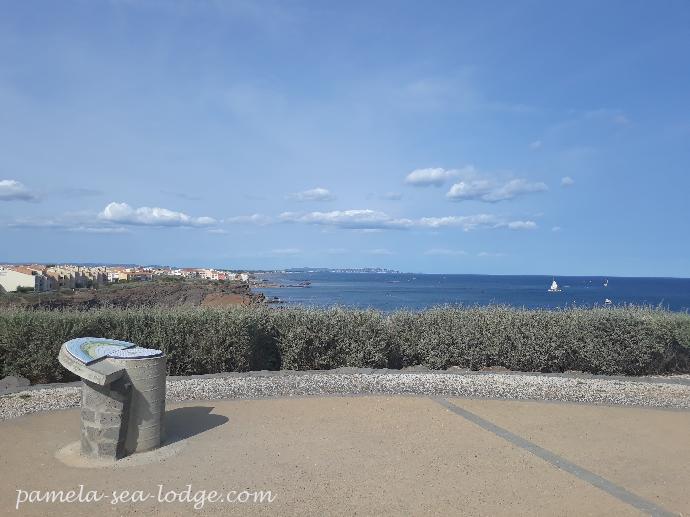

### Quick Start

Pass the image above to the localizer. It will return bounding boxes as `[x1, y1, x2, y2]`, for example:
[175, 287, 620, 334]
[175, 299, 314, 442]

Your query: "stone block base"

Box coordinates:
[80, 379, 130, 460]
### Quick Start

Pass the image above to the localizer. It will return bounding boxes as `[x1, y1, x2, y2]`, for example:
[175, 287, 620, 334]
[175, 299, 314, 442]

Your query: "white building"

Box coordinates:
[0, 267, 47, 293]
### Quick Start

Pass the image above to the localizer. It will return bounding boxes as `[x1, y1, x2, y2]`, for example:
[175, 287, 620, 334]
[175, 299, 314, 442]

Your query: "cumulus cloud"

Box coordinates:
[224, 214, 272, 225]
[405, 167, 547, 202]
[99, 202, 216, 227]
[0, 180, 36, 201]
[281, 209, 536, 232]
[561, 176, 575, 187]
[447, 178, 548, 202]
[287, 187, 335, 202]
[404, 167, 473, 187]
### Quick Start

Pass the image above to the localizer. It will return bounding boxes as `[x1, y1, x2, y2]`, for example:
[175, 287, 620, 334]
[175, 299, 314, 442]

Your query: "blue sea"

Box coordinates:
[255, 272, 690, 312]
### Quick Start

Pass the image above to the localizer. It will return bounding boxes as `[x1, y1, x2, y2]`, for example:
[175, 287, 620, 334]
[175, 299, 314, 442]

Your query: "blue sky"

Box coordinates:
[1, 0, 689, 276]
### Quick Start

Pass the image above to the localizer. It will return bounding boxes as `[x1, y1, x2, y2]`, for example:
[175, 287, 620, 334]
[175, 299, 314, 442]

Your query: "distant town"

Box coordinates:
[0, 264, 251, 293]
[0, 265, 403, 294]
[276, 268, 400, 274]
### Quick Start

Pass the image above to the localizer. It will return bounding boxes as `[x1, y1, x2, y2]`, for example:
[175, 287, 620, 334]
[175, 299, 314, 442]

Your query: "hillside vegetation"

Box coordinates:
[0, 278, 261, 309]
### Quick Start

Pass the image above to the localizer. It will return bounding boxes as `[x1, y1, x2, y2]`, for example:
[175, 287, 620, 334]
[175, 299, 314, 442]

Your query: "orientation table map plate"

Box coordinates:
[64, 337, 162, 365]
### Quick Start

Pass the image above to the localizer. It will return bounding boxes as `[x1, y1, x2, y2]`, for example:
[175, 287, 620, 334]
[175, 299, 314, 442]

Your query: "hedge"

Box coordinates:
[0, 305, 688, 383]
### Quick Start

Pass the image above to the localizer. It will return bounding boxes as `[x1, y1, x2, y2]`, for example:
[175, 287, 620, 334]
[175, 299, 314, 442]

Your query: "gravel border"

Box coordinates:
[2, 370, 689, 420]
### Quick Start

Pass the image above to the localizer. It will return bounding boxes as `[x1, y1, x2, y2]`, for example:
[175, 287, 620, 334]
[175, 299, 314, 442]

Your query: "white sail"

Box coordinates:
[551, 280, 558, 290]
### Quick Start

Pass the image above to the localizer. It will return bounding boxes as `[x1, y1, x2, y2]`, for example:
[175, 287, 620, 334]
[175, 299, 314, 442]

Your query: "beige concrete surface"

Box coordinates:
[0, 396, 684, 516]
[456, 398, 690, 516]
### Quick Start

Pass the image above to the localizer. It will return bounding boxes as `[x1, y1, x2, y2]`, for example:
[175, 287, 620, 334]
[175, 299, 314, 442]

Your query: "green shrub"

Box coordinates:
[0, 305, 688, 383]
[274, 307, 390, 369]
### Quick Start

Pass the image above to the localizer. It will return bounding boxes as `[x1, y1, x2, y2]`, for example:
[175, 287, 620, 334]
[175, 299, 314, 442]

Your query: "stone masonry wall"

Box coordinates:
[80, 379, 130, 460]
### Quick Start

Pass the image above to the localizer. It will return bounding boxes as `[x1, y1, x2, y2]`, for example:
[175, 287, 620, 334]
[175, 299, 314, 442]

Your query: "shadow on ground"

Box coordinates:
[164, 406, 229, 444]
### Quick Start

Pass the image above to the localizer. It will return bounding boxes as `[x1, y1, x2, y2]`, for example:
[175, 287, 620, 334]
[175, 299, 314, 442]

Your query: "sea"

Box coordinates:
[255, 272, 690, 312]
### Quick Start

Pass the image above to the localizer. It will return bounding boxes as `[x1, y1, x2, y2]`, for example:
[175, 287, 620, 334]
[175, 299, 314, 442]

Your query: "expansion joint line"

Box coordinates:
[430, 397, 676, 517]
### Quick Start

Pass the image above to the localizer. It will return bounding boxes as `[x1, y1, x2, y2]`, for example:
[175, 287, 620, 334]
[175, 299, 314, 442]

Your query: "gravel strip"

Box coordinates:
[2, 371, 689, 421]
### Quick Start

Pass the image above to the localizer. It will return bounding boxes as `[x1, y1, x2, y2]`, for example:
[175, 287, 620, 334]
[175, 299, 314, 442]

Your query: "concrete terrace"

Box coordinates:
[1, 374, 690, 516]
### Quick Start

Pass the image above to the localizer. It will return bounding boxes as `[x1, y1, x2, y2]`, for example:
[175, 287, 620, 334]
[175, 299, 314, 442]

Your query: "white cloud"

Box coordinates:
[417, 214, 501, 230]
[0, 180, 36, 201]
[287, 187, 335, 202]
[281, 209, 536, 232]
[406, 167, 547, 202]
[6, 219, 63, 229]
[530, 140, 542, 150]
[99, 202, 216, 227]
[419, 215, 537, 231]
[478, 251, 505, 258]
[224, 214, 272, 225]
[207, 228, 228, 234]
[279, 209, 413, 230]
[506, 220, 537, 230]
[6, 218, 128, 233]
[447, 178, 548, 202]
[404, 167, 474, 187]
[561, 176, 575, 187]
[70, 226, 129, 234]
[552, 226, 562, 232]
[424, 248, 468, 256]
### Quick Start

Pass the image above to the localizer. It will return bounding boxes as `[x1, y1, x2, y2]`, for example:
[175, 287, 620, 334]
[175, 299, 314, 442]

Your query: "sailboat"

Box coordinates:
[603, 279, 609, 287]
[548, 278, 561, 293]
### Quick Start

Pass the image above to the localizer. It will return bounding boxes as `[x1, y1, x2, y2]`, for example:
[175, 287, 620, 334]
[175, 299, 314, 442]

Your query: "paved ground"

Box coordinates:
[1, 396, 688, 516]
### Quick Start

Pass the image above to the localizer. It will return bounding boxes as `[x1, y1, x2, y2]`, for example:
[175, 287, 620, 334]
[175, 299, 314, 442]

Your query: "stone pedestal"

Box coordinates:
[80, 378, 131, 460]
[108, 355, 167, 456]
[58, 338, 166, 461]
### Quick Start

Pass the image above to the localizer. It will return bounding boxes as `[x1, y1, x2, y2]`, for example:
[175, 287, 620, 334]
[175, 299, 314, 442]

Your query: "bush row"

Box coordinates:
[0, 305, 688, 383]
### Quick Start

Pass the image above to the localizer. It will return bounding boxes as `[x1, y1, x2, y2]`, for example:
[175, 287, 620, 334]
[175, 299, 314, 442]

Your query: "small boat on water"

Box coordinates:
[605, 298, 612, 305]
[604, 279, 609, 287]
[548, 278, 561, 293]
